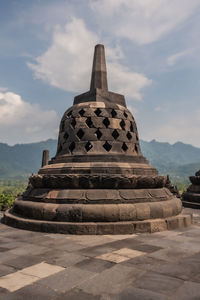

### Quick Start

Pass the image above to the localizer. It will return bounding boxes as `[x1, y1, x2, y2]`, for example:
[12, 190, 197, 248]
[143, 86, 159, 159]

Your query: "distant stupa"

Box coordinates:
[4, 44, 192, 234]
[182, 170, 200, 209]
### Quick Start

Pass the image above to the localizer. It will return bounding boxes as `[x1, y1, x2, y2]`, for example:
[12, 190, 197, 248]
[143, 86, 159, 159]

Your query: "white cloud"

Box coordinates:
[140, 110, 200, 147]
[108, 62, 151, 100]
[28, 17, 151, 100]
[28, 18, 98, 93]
[90, 0, 200, 45]
[0, 91, 59, 145]
[167, 49, 193, 66]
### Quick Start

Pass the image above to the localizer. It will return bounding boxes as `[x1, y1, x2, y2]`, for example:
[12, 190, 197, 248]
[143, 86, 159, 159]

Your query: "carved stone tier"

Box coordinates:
[4, 44, 192, 234]
[182, 171, 200, 209]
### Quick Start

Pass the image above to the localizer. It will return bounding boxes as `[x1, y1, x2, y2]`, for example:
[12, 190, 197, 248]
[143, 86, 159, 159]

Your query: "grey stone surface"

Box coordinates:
[111, 286, 169, 300]
[3, 255, 43, 270]
[77, 264, 145, 295]
[0, 265, 16, 277]
[172, 281, 200, 300]
[1, 283, 58, 300]
[38, 267, 95, 293]
[132, 272, 183, 296]
[54, 288, 101, 300]
[0, 208, 200, 298]
[74, 257, 115, 273]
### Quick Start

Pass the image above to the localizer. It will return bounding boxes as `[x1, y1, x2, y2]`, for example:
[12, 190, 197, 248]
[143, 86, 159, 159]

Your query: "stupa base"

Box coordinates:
[182, 200, 200, 209]
[182, 192, 200, 209]
[3, 209, 192, 235]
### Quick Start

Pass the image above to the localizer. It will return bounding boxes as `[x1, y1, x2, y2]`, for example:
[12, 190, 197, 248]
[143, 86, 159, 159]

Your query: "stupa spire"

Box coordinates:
[90, 44, 108, 91]
[74, 44, 126, 107]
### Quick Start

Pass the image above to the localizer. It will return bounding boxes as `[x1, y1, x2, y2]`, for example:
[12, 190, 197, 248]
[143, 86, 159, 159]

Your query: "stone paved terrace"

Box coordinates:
[0, 208, 200, 300]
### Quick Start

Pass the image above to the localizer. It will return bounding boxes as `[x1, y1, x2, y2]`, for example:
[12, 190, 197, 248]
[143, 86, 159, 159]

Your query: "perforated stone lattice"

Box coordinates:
[112, 129, 120, 140]
[102, 117, 110, 128]
[95, 129, 102, 140]
[103, 141, 112, 152]
[58, 107, 140, 155]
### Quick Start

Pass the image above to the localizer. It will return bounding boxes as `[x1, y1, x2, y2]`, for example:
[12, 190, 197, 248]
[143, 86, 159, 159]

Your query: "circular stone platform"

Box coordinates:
[4, 209, 191, 234]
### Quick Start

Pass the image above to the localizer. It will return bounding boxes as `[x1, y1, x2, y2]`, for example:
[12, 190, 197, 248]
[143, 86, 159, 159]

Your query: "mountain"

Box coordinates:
[0, 139, 57, 177]
[0, 138, 200, 183]
[141, 140, 200, 165]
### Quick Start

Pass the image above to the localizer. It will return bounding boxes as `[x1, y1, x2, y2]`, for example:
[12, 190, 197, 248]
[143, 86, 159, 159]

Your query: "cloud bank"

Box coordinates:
[0, 91, 59, 145]
[90, 0, 200, 45]
[28, 17, 151, 100]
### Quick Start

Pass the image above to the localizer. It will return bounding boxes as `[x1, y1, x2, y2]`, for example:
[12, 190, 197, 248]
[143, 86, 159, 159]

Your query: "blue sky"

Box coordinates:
[0, 0, 200, 147]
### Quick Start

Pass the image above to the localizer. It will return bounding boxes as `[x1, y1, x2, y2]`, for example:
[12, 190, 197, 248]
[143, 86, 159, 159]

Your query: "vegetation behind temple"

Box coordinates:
[1, 138, 200, 209]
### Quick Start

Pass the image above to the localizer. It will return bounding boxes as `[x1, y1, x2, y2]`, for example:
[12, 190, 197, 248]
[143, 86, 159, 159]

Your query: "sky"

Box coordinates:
[0, 0, 200, 147]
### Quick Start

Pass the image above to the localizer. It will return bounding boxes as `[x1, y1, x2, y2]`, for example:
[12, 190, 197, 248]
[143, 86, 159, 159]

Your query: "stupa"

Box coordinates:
[182, 170, 200, 209]
[4, 44, 192, 234]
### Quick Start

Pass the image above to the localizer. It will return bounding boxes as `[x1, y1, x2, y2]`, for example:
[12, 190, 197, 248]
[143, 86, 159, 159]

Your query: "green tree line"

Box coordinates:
[0, 179, 27, 211]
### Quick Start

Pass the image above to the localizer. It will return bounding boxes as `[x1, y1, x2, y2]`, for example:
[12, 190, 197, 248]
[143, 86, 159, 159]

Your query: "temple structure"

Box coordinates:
[182, 170, 200, 209]
[4, 44, 192, 234]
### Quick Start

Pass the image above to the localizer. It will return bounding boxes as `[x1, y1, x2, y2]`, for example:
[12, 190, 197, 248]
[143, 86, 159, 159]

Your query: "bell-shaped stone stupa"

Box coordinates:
[182, 170, 200, 209]
[4, 44, 192, 234]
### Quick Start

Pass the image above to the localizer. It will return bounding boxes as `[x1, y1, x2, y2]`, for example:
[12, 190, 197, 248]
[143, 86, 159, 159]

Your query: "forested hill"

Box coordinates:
[0, 139, 57, 177]
[0, 138, 200, 182]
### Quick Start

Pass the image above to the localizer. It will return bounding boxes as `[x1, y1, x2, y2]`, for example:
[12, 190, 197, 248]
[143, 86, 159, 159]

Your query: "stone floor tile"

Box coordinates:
[54, 288, 101, 300]
[113, 248, 146, 259]
[75, 257, 115, 273]
[0, 240, 28, 250]
[8, 244, 49, 256]
[0, 264, 16, 277]
[0, 252, 19, 264]
[1, 282, 59, 300]
[137, 236, 182, 248]
[171, 281, 200, 300]
[121, 255, 165, 271]
[96, 252, 129, 263]
[4, 254, 44, 270]
[44, 233, 68, 239]
[70, 235, 115, 247]
[0, 247, 10, 252]
[106, 234, 137, 240]
[105, 238, 144, 250]
[0, 271, 38, 292]
[78, 244, 116, 258]
[110, 286, 169, 300]
[126, 243, 162, 253]
[132, 271, 184, 296]
[45, 252, 86, 268]
[38, 266, 95, 293]
[78, 264, 145, 296]
[0, 286, 8, 300]
[35, 237, 70, 247]
[148, 247, 197, 262]
[53, 241, 88, 252]
[20, 262, 64, 278]
[182, 251, 200, 264]
[0, 229, 21, 238]
[153, 230, 183, 237]
[191, 272, 200, 283]
[37, 249, 69, 261]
